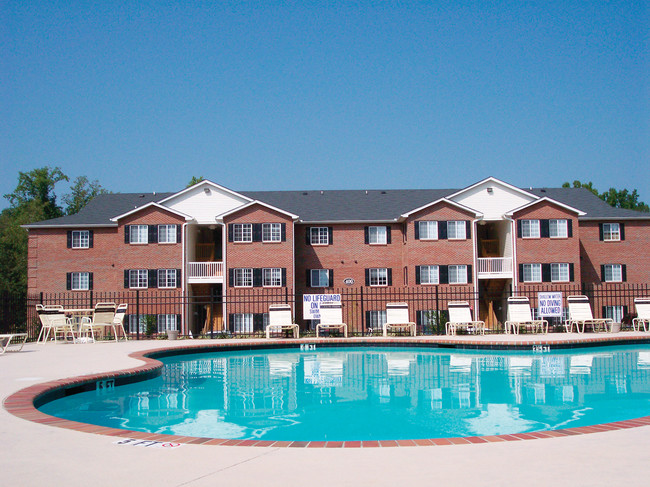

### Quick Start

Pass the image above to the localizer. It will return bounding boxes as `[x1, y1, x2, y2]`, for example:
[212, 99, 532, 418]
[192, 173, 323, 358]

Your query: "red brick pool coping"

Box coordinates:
[5, 335, 650, 448]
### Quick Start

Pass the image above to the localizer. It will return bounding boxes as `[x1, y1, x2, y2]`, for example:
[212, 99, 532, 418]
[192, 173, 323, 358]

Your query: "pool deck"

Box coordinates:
[3, 333, 650, 486]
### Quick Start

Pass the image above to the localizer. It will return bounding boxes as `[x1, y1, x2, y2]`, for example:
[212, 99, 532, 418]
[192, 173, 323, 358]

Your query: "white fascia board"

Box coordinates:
[505, 197, 586, 217]
[400, 198, 482, 219]
[446, 177, 538, 200]
[157, 179, 254, 206]
[110, 202, 194, 222]
[579, 215, 650, 221]
[22, 223, 118, 229]
[298, 219, 399, 224]
[215, 200, 299, 221]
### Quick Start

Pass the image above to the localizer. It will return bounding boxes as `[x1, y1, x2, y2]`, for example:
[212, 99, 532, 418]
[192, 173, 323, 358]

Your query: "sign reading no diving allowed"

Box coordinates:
[538, 292, 563, 317]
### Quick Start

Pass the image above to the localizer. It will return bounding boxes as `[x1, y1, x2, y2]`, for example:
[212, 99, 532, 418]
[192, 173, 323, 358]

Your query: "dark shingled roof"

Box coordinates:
[24, 186, 649, 227]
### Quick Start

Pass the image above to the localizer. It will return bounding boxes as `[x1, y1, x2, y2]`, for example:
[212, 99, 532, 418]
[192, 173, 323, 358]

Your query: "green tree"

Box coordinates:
[562, 180, 649, 212]
[187, 176, 205, 187]
[562, 180, 599, 197]
[4, 166, 68, 220]
[63, 176, 109, 215]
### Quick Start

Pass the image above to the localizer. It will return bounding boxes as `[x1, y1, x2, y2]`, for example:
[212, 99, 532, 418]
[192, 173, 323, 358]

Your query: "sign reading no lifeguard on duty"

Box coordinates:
[303, 294, 341, 320]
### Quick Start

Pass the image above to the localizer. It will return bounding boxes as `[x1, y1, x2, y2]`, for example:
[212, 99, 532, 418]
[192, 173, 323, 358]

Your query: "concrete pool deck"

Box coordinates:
[2, 333, 650, 486]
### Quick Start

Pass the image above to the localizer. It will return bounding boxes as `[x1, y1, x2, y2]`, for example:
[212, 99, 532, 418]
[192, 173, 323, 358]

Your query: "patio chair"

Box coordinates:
[36, 305, 76, 343]
[79, 302, 116, 342]
[109, 303, 129, 342]
[383, 302, 416, 337]
[566, 295, 613, 333]
[504, 296, 548, 334]
[316, 302, 347, 337]
[445, 301, 485, 335]
[632, 297, 650, 332]
[266, 304, 299, 339]
[0, 333, 28, 354]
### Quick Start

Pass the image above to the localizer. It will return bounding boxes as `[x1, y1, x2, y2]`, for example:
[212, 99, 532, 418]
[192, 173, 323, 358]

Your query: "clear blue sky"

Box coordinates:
[2, 1, 648, 210]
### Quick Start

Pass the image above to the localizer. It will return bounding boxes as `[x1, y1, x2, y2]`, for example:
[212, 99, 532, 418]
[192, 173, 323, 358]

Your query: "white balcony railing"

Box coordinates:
[187, 262, 224, 282]
[477, 257, 513, 278]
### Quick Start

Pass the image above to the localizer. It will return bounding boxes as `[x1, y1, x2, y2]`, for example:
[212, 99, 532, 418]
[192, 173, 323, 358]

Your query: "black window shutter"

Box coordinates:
[439, 222, 448, 239]
[600, 265, 606, 282]
[306, 269, 312, 287]
[328, 227, 333, 245]
[622, 264, 627, 282]
[466, 265, 472, 283]
[228, 314, 234, 332]
[387, 268, 392, 286]
[228, 224, 234, 242]
[148, 269, 157, 288]
[414, 221, 420, 240]
[253, 313, 264, 332]
[364, 226, 369, 244]
[465, 221, 471, 239]
[88, 273, 93, 290]
[124, 225, 130, 243]
[623, 305, 629, 317]
[599, 224, 604, 241]
[517, 220, 522, 238]
[66, 273, 72, 290]
[176, 269, 182, 287]
[386, 226, 391, 244]
[365, 269, 370, 286]
[148, 225, 158, 244]
[415, 266, 421, 285]
[540, 220, 550, 238]
[416, 311, 422, 327]
[253, 268, 262, 287]
[569, 263, 575, 282]
[439, 265, 449, 284]
[281, 223, 286, 242]
[88, 230, 94, 248]
[281, 268, 287, 287]
[328, 269, 334, 288]
[518, 264, 524, 283]
[253, 223, 262, 242]
[176, 314, 181, 329]
[176, 225, 182, 243]
[229, 268, 235, 287]
[542, 264, 551, 282]
[602, 306, 607, 319]
[365, 311, 371, 329]
[620, 223, 625, 241]
[67, 231, 72, 248]
[124, 270, 130, 288]
[305, 227, 311, 245]
[567, 220, 573, 238]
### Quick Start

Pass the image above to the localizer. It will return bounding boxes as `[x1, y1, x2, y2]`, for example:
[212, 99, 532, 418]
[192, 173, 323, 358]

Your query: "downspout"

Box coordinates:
[181, 222, 188, 335]
[472, 218, 480, 320]
[504, 216, 517, 295]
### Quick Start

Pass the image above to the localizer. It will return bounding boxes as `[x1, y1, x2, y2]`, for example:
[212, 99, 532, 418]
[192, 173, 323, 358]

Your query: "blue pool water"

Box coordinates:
[39, 345, 650, 441]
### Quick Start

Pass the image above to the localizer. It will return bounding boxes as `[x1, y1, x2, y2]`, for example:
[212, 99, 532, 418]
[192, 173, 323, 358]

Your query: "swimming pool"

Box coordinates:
[38, 345, 650, 442]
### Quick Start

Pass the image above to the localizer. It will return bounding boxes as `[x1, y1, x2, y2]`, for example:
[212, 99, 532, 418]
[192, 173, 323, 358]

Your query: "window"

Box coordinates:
[233, 313, 253, 333]
[157, 315, 178, 332]
[233, 268, 253, 287]
[71, 231, 90, 249]
[368, 226, 387, 244]
[604, 306, 624, 323]
[262, 223, 282, 242]
[70, 272, 90, 290]
[263, 268, 282, 287]
[310, 269, 330, 287]
[551, 263, 570, 282]
[368, 268, 388, 286]
[447, 221, 466, 240]
[603, 264, 622, 282]
[521, 220, 540, 238]
[310, 227, 329, 245]
[367, 310, 387, 329]
[158, 225, 177, 244]
[448, 265, 468, 284]
[128, 315, 146, 334]
[129, 225, 148, 244]
[419, 265, 439, 285]
[129, 269, 148, 288]
[418, 221, 438, 240]
[522, 264, 542, 283]
[602, 223, 620, 241]
[233, 223, 252, 242]
[158, 269, 177, 288]
[549, 220, 568, 238]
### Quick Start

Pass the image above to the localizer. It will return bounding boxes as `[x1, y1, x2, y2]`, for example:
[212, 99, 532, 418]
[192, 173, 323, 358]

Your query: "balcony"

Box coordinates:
[187, 262, 224, 283]
[477, 257, 513, 279]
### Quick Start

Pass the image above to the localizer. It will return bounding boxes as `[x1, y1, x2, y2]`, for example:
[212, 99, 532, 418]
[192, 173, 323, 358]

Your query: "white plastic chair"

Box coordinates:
[79, 302, 116, 342]
[316, 302, 347, 337]
[505, 296, 548, 334]
[566, 295, 613, 333]
[632, 298, 650, 332]
[383, 302, 416, 337]
[109, 304, 129, 341]
[266, 304, 299, 339]
[445, 301, 485, 335]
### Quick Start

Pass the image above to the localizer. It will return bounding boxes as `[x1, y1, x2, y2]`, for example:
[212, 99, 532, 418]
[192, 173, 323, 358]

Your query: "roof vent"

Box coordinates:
[486, 187, 493, 194]
[302, 192, 308, 196]
[381, 191, 387, 194]
[540, 189, 546, 193]
[365, 190, 368, 195]
[139, 194, 145, 198]
[320, 190, 324, 195]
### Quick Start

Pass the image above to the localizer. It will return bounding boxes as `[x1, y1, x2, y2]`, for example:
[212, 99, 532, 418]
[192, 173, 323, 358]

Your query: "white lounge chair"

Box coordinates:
[266, 304, 299, 339]
[445, 301, 485, 335]
[504, 296, 548, 334]
[316, 302, 347, 337]
[79, 302, 116, 342]
[109, 303, 129, 341]
[632, 298, 650, 332]
[566, 295, 613, 333]
[383, 302, 416, 337]
[36, 305, 76, 343]
[0, 333, 28, 354]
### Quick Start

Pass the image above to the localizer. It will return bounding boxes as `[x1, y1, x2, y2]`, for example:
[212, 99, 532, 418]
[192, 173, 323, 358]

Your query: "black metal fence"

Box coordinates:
[2, 283, 649, 341]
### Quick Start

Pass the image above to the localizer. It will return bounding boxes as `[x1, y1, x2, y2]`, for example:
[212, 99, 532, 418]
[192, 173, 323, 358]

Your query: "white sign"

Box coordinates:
[302, 294, 341, 320]
[538, 292, 563, 317]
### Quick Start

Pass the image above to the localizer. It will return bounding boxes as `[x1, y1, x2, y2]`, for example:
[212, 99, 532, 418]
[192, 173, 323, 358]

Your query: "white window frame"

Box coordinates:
[603, 264, 622, 283]
[310, 227, 329, 245]
[157, 314, 178, 332]
[551, 263, 570, 282]
[447, 221, 467, 240]
[233, 223, 252, 243]
[129, 269, 148, 289]
[368, 226, 387, 245]
[128, 315, 146, 334]
[521, 220, 540, 239]
[420, 265, 439, 285]
[129, 225, 148, 244]
[233, 313, 253, 333]
[158, 225, 177, 244]
[158, 269, 177, 288]
[368, 310, 387, 329]
[368, 268, 388, 287]
[418, 221, 438, 240]
[71, 230, 90, 249]
[263, 268, 282, 287]
[603, 223, 621, 241]
[604, 306, 624, 322]
[234, 268, 253, 287]
[262, 223, 282, 242]
[448, 265, 468, 284]
[70, 272, 90, 290]
[549, 219, 568, 239]
[310, 269, 330, 287]
[522, 263, 542, 283]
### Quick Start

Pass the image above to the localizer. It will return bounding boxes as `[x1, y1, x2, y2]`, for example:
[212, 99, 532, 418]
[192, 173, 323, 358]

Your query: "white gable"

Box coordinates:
[449, 178, 537, 220]
[160, 181, 251, 224]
